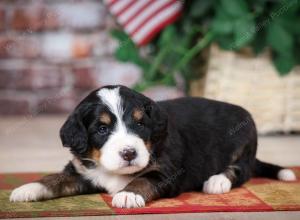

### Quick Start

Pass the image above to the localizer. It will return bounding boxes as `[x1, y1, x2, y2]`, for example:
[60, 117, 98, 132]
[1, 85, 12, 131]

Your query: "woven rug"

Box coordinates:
[1, 168, 300, 218]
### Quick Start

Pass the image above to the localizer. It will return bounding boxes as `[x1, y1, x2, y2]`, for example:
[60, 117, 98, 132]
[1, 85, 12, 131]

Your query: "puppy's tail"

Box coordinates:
[253, 159, 296, 181]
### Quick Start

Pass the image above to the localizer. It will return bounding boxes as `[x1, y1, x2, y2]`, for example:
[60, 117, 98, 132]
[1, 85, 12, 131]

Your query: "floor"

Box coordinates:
[0, 116, 299, 219]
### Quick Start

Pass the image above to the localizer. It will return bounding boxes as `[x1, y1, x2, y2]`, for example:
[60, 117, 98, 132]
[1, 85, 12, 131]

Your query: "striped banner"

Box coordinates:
[105, 0, 183, 46]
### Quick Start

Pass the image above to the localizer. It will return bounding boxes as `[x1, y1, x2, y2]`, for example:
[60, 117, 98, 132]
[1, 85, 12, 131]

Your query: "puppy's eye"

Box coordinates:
[99, 125, 108, 135]
[137, 122, 144, 127]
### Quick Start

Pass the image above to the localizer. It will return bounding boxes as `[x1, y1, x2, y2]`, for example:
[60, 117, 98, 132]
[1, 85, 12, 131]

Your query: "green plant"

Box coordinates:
[112, 0, 300, 91]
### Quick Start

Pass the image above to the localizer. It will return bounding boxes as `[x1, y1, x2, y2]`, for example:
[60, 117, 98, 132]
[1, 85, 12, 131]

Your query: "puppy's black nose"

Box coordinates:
[119, 148, 137, 161]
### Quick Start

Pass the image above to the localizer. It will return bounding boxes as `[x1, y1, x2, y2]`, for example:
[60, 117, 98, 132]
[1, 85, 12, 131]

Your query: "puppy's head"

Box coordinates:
[60, 85, 167, 175]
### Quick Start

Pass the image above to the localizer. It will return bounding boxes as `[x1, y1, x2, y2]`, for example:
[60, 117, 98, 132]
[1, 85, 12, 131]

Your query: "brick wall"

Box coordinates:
[0, 0, 145, 115]
[0, 0, 184, 115]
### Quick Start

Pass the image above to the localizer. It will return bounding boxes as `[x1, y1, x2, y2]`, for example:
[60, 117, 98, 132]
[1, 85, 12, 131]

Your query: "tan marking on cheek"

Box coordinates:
[133, 108, 143, 121]
[145, 141, 152, 150]
[100, 113, 111, 125]
[89, 148, 101, 163]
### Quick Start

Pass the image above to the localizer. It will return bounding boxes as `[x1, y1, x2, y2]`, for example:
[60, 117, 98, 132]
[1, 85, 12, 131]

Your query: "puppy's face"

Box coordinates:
[60, 85, 167, 175]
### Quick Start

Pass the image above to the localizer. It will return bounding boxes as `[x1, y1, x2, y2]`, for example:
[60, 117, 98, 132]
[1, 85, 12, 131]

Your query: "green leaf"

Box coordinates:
[158, 25, 176, 46]
[110, 29, 129, 42]
[271, 0, 299, 15]
[295, 41, 300, 64]
[252, 0, 266, 15]
[233, 16, 255, 49]
[220, 0, 249, 17]
[114, 40, 138, 62]
[273, 53, 295, 75]
[277, 14, 300, 35]
[211, 7, 234, 34]
[216, 34, 235, 50]
[212, 18, 234, 34]
[267, 22, 293, 54]
[252, 29, 267, 54]
[111, 29, 150, 71]
[190, 1, 213, 18]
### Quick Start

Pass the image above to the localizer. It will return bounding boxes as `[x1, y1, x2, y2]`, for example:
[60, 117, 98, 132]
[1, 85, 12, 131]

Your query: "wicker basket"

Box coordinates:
[203, 45, 300, 134]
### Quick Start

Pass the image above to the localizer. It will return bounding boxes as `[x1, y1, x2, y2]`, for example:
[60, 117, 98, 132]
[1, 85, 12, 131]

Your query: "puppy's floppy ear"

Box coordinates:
[60, 106, 88, 155]
[144, 101, 168, 142]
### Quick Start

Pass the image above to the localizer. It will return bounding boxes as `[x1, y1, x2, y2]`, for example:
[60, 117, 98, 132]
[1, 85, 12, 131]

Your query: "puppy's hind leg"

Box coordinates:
[202, 163, 252, 194]
[203, 143, 255, 194]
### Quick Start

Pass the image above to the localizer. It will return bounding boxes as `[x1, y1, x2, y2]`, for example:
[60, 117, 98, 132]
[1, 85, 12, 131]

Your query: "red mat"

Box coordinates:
[1, 168, 300, 218]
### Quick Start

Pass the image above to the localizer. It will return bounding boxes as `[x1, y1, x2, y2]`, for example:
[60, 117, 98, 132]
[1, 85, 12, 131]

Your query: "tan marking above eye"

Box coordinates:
[99, 112, 111, 125]
[133, 108, 143, 121]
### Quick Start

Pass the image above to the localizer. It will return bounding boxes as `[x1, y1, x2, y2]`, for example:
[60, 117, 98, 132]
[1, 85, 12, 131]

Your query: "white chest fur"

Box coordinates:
[72, 159, 134, 195]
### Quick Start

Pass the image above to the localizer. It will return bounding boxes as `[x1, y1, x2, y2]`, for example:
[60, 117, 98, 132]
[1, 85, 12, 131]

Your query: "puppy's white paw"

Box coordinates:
[203, 174, 232, 194]
[10, 183, 52, 202]
[278, 169, 297, 181]
[112, 191, 145, 208]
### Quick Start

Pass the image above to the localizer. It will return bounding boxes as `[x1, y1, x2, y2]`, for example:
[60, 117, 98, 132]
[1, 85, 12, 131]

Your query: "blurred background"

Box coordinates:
[0, 0, 299, 172]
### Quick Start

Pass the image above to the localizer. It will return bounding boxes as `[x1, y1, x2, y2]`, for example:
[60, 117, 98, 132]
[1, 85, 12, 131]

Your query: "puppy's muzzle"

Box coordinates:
[119, 148, 137, 162]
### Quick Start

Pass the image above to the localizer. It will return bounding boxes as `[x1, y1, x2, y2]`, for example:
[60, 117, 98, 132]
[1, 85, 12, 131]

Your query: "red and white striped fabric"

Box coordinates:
[104, 0, 183, 46]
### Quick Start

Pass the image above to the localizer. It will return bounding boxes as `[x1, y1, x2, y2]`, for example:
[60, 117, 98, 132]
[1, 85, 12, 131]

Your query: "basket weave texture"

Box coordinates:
[204, 45, 300, 134]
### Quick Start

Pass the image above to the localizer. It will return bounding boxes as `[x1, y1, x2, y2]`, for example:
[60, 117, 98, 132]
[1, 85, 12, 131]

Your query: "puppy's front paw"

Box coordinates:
[10, 183, 52, 202]
[203, 174, 232, 194]
[112, 191, 145, 208]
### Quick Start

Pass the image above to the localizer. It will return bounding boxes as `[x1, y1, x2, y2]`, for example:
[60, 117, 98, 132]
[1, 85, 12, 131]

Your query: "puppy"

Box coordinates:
[10, 85, 296, 208]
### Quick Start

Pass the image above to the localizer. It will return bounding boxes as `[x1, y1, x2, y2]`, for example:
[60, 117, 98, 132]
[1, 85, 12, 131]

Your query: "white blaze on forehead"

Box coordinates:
[97, 87, 125, 131]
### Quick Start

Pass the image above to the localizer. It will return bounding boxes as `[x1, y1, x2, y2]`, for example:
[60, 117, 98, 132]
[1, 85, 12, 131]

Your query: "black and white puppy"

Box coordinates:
[10, 85, 296, 208]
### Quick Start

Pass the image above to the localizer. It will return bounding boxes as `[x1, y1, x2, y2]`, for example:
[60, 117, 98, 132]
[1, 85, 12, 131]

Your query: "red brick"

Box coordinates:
[54, 2, 107, 31]
[73, 67, 98, 89]
[0, 93, 34, 115]
[104, 13, 118, 30]
[41, 33, 73, 61]
[11, 6, 44, 31]
[0, 72, 22, 89]
[74, 89, 92, 103]
[25, 67, 66, 90]
[92, 32, 118, 56]
[42, 34, 94, 60]
[96, 60, 142, 87]
[37, 90, 77, 114]
[72, 37, 92, 58]
[43, 7, 60, 30]
[0, 36, 40, 58]
[0, 8, 5, 31]
[0, 65, 65, 90]
[0, 37, 15, 58]
[72, 60, 143, 90]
